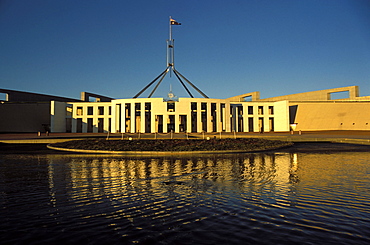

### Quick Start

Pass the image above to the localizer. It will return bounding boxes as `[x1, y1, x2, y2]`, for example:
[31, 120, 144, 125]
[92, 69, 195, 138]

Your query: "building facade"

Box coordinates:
[2, 86, 370, 133]
[58, 98, 290, 133]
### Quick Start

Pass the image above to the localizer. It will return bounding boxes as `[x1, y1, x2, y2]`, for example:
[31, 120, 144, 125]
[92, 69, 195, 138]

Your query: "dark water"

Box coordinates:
[1, 152, 369, 244]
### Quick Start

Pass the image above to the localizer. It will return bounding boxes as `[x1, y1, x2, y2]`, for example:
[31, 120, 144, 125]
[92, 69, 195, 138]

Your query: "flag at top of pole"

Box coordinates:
[170, 18, 181, 25]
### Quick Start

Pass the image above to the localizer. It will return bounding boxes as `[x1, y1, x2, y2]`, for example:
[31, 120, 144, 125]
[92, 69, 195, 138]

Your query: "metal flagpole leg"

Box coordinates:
[133, 68, 169, 98]
[173, 69, 194, 98]
[173, 68, 209, 98]
[148, 68, 169, 97]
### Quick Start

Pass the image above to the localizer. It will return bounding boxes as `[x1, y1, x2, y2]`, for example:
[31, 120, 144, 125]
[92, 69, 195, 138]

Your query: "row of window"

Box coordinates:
[75, 118, 112, 133]
[76, 106, 112, 116]
[237, 106, 274, 115]
[74, 104, 274, 116]
[250, 106, 274, 115]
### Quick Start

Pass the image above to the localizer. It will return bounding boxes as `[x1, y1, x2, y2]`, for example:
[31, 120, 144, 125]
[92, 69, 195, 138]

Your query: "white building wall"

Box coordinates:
[67, 97, 290, 134]
[71, 102, 112, 133]
[230, 101, 289, 132]
[273, 101, 290, 132]
[130, 102, 135, 133]
[178, 98, 228, 133]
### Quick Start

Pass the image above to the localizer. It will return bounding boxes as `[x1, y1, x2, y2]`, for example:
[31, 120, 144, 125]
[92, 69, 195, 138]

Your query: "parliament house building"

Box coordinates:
[1, 85, 370, 134]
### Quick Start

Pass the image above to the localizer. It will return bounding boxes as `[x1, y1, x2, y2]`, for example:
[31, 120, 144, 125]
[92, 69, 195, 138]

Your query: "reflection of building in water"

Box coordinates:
[47, 154, 301, 203]
[289, 154, 299, 184]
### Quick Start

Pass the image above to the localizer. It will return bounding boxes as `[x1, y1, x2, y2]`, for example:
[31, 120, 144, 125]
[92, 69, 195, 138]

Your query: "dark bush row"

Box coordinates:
[51, 138, 292, 152]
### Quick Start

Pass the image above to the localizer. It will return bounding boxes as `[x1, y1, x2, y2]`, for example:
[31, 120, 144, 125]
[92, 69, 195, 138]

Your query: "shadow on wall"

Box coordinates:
[0, 102, 51, 133]
[289, 105, 298, 124]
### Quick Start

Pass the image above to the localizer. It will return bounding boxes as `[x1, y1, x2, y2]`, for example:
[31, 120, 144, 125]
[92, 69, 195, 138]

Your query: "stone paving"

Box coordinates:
[1, 130, 370, 144]
[1, 131, 370, 154]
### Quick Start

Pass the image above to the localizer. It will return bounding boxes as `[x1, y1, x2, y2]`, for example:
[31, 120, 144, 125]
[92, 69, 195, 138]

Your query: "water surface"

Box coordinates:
[1, 151, 369, 244]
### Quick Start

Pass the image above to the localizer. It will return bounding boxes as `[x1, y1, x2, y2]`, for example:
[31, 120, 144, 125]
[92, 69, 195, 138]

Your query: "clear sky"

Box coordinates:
[0, 0, 369, 100]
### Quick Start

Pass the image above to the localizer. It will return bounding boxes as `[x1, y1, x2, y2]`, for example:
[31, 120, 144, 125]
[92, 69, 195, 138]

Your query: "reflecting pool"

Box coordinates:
[1, 151, 369, 244]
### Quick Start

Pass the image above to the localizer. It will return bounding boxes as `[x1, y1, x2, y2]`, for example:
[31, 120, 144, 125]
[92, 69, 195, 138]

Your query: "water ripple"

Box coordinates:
[1, 153, 370, 244]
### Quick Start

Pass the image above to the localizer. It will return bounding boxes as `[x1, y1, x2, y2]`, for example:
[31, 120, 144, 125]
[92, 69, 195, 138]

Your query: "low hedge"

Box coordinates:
[50, 138, 292, 152]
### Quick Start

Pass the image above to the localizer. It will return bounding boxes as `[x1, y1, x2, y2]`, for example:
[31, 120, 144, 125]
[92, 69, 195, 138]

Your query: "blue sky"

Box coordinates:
[0, 0, 369, 100]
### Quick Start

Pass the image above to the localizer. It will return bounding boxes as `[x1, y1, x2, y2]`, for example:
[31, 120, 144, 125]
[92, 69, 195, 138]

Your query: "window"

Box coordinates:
[87, 106, 93, 115]
[167, 102, 175, 112]
[87, 118, 93, 132]
[248, 106, 253, 115]
[268, 106, 274, 115]
[76, 107, 83, 116]
[98, 106, 104, 115]
[238, 106, 243, 116]
[201, 102, 207, 111]
[76, 118, 82, 132]
[135, 103, 141, 116]
[269, 117, 274, 131]
[125, 104, 130, 117]
[108, 106, 112, 115]
[258, 106, 264, 115]
[98, 118, 104, 133]
[191, 102, 197, 111]
[248, 118, 254, 132]
[167, 115, 175, 132]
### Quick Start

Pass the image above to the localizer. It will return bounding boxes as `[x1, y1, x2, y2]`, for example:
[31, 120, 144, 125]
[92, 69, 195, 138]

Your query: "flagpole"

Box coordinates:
[168, 16, 173, 75]
[134, 16, 209, 98]
[169, 16, 172, 41]
[168, 16, 176, 71]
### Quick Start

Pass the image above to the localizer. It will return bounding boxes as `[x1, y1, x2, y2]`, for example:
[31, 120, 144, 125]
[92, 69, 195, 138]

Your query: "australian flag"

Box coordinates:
[170, 18, 181, 25]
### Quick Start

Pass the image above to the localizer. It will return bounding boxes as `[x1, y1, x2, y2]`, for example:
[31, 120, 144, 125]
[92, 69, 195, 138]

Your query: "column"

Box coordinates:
[140, 102, 145, 133]
[130, 103, 135, 133]
[93, 115, 98, 133]
[207, 102, 212, 132]
[151, 114, 156, 133]
[225, 102, 231, 132]
[163, 114, 168, 133]
[120, 104, 125, 133]
[174, 114, 179, 133]
[243, 104, 248, 132]
[197, 102, 202, 132]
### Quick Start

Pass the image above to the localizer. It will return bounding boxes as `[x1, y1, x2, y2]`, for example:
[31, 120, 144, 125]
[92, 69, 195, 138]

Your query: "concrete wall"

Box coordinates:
[0, 102, 51, 132]
[50, 101, 67, 133]
[80, 92, 113, 102]
[291, 102, 370, 131]
[260, 86, 359, 102]
[226, 92, 260, 102]
[0, 88, 80, 102]
[3, 86, 362, 134]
